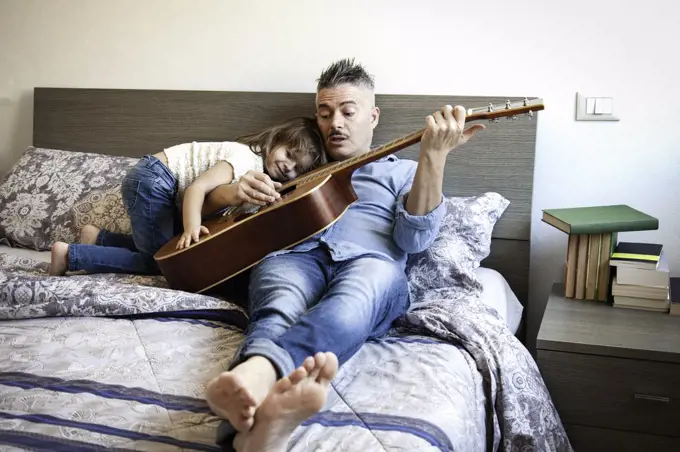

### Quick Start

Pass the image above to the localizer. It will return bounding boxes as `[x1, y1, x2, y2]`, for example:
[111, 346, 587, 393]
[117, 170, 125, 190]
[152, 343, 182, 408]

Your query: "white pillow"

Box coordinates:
[474, 267, 524, 334]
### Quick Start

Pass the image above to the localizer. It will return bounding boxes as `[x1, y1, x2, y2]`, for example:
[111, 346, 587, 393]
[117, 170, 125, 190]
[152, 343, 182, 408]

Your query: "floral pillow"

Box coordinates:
[0, 146, 138, 250]
[405, 192, 510, 301]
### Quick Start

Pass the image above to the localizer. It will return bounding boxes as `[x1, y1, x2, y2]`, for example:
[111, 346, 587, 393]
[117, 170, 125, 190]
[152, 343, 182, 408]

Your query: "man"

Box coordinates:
[204, 58, 485, 451]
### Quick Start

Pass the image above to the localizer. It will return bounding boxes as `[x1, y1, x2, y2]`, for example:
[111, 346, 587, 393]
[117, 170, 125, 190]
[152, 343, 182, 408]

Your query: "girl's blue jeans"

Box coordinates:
[68, 155, 180, 275]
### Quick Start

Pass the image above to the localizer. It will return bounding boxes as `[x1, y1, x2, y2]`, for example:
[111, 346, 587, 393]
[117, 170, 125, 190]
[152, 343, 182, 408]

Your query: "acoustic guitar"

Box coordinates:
[154, 98, 544, 293]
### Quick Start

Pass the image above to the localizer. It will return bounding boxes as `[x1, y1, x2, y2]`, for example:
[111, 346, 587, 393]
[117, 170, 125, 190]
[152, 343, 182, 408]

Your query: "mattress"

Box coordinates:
[0, 251, 571, 451]
[0, 244, 522, 335]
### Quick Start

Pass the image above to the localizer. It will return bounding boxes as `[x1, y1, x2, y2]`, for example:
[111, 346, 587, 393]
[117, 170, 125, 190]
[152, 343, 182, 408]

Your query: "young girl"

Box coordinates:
[49, 117, 326, 276]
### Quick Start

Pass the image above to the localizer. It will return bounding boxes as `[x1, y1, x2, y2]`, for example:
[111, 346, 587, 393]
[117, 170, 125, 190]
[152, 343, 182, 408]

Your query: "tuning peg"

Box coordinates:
[523, 97, 529, 106]
[506, 115, 518, 120]
[526, 110, 534, 120]
[487, 102, 494, 112]
[505, 100, 511, 109]
[489, 118, 501, 124]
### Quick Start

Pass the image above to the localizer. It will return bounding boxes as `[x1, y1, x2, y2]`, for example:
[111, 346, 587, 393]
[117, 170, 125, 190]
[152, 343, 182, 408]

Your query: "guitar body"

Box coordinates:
[154, 172, 357, 293]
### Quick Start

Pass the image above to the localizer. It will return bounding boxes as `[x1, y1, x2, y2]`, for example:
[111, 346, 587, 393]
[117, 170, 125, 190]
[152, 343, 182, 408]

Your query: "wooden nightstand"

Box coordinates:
[537, 283, 680, 451]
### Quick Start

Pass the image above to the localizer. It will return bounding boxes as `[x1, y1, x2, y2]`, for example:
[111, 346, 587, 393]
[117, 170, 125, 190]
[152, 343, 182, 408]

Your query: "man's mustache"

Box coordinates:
[328, 131, 348, 139]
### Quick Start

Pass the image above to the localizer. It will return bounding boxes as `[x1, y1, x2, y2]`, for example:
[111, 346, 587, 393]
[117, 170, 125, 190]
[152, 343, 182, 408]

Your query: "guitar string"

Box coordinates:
[232, 100, 542, 216]
[283, 100, 540, 189]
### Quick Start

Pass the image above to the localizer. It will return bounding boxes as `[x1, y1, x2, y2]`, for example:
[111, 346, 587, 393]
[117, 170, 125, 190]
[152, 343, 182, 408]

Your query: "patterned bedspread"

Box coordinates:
[0, 253, 572, 451]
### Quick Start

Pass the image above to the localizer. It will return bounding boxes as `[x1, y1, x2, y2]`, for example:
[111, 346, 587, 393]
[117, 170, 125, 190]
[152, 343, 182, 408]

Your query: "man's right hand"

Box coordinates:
[235, 170, 282, 206]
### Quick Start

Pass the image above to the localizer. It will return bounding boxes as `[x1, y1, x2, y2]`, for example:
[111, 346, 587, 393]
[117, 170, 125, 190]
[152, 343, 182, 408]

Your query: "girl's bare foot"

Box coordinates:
[233, 352, 338, 452]
[79, 224, 100, 245]
[49, 242, 69, 276]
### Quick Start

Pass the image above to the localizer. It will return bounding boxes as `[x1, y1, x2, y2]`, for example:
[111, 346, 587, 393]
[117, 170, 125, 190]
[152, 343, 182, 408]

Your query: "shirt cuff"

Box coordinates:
[395, 192, 447, 230]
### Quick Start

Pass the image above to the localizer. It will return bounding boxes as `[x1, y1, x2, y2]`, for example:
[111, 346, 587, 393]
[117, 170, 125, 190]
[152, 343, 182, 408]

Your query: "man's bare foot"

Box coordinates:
[79, 224, 100, 245]
[49, 242, 69, 276]
[206, 355, 314, 432]
[233, 351, 338, 452]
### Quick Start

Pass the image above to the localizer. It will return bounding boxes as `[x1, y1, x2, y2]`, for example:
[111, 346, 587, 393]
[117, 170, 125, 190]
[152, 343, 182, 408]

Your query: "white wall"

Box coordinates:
[2, 0, 679, 351]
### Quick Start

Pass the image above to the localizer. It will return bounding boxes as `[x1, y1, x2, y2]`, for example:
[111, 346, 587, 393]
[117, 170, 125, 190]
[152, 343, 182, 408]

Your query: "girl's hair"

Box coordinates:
[236, 117, 327, 175]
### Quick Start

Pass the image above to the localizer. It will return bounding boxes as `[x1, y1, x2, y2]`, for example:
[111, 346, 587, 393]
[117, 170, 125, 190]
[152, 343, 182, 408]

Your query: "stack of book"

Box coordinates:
[610, 242, 670, 312]
[542, 204, 659, 301]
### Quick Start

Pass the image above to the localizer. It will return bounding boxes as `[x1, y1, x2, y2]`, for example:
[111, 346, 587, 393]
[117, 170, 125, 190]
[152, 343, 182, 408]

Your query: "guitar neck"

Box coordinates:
[279, 98, 544, 190]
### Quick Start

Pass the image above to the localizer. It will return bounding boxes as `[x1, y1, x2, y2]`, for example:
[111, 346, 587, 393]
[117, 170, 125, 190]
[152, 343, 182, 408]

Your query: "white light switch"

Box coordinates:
[586, 97, 596, 114]
[576, 93, 619, 121]
[594, 98, 606, 114]
[594, 97, 614, 115]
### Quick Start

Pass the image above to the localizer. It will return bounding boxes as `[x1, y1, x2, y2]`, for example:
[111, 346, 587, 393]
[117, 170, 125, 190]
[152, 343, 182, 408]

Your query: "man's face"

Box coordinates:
[315, 83, 379, 161]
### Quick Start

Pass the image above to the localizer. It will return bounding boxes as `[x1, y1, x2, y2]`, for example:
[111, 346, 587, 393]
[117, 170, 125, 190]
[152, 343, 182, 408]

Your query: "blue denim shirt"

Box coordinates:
[269, 156, 447, 269]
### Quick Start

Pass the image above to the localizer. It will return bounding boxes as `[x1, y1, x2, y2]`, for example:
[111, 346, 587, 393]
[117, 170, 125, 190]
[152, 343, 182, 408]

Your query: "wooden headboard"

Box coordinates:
[32, 87, 537, 308]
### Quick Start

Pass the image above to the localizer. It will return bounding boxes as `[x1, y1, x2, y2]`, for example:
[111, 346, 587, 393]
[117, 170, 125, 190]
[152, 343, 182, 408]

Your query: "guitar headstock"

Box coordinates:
[466, 97, 544, 123]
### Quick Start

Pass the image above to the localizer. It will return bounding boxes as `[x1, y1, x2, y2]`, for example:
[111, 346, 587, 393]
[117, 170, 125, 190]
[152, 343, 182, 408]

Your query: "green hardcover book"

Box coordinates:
[542, 205, 658, 235]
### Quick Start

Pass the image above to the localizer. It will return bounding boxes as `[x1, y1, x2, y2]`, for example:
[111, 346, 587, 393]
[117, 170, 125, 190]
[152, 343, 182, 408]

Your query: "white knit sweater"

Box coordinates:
[163, 141, 264, 197]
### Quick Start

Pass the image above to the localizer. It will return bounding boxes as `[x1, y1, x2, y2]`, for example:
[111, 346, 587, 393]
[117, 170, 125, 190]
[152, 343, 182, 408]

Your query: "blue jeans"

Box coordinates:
[216, 246, 410, 448]
[234, 246, 411, 378]
[67, 155, 180, 275]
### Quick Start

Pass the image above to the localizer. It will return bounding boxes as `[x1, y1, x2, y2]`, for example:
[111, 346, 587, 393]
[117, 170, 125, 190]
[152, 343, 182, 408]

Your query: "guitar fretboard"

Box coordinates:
[279, 98, 544, 190]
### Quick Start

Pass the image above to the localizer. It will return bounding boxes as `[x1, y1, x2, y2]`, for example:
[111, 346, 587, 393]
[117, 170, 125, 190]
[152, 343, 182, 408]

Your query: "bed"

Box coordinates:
[0, 88, 571, 451]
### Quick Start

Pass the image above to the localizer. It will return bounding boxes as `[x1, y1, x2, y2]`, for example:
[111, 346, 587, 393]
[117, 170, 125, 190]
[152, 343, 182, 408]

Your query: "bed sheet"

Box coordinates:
[0, 252, 571, 451]
[0, 316, 488, 451]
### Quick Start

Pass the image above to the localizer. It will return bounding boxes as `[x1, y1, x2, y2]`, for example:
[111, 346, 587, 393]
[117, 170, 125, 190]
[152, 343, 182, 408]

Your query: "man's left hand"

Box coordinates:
[421, 105, 485, 158]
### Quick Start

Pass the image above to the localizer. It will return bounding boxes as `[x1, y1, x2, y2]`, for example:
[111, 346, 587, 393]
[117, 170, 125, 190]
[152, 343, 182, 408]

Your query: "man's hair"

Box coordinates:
[316, 58, 375, 92]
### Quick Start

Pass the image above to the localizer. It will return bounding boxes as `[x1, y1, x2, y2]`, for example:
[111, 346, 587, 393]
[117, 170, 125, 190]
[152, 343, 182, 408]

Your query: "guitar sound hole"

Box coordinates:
[228, 185, 296, 223]
[279, 185, 296, 197]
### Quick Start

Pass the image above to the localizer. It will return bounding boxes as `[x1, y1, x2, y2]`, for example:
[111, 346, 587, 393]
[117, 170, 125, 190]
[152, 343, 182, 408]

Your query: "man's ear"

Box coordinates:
[371, 106, 380, 129]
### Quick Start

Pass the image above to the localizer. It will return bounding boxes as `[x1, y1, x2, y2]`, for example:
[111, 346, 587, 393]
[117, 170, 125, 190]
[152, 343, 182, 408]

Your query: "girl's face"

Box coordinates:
[265, 145, 312, 181]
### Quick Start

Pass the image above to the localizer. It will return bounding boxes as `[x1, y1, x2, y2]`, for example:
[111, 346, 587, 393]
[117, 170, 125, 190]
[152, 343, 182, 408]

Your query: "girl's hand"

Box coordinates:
[176, 225, 210, 250]
[236, 171, 282, 206]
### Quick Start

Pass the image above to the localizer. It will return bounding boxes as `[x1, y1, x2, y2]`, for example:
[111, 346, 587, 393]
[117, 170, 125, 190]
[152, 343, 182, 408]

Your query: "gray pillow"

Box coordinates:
[0, 146, 137, 250]
[405, 192, 510, 301]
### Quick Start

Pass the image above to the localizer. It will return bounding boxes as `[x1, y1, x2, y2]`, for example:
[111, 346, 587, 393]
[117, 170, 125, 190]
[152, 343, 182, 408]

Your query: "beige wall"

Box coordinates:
[1, 0, 679, 350]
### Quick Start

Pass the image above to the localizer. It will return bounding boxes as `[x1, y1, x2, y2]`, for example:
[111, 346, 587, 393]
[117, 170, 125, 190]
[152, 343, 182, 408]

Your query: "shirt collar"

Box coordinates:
[376, 155, 398, 162]
[368, 146, 398, 163]
[330, 149, 398, 164]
